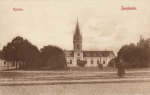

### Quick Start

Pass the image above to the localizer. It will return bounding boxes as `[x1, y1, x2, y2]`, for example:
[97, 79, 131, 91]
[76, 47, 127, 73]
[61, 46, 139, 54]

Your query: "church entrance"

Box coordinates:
[77, 59, 86, 67]
[77, 59, 80, 65]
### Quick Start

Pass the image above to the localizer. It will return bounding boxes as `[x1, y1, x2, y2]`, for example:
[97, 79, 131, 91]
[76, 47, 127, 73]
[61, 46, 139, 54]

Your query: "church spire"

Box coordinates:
[73, 18, 82, 51]
[74, 18, 82, 41]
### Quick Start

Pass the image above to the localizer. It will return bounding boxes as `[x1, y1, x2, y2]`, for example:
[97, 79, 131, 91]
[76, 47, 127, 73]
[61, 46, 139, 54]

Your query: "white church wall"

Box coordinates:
[66, 55, 114, 68]
[74, 52, 83, 60]
[66, 57, 75, 67]
[84, 57, 100, 67]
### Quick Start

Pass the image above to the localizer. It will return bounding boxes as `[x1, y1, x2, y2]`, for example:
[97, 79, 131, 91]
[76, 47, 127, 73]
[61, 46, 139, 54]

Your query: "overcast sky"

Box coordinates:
[0, 0, 150, 53]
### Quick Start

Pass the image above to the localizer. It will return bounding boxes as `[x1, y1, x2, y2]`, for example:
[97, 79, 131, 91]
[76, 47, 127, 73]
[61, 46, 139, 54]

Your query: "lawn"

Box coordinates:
[1, 69, 150, 82]
[0, 70, 150, 95]
[0, 82, 150, 95]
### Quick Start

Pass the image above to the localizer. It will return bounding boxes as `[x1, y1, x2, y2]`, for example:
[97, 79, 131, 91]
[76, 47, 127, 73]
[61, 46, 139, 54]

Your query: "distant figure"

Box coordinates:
[117, 58, 125, 77]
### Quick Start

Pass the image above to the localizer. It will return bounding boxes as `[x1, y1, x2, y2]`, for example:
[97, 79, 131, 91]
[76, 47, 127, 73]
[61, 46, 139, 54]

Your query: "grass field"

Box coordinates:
[0, 82, 150, 95]
[0, 69, 150, 95]
[1, 69, 150, 84]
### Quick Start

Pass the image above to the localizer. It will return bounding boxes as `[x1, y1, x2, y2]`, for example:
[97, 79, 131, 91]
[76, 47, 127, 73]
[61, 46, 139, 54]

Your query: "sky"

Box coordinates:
[0, 0, 150, 53]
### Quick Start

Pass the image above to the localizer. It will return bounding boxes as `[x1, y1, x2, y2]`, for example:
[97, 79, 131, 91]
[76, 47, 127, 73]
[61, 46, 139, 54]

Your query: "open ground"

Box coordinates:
[0, 68, 150, 95]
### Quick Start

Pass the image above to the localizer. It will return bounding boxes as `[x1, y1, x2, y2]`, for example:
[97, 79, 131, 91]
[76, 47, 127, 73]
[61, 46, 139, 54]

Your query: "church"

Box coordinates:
[65, 20, 115, 68]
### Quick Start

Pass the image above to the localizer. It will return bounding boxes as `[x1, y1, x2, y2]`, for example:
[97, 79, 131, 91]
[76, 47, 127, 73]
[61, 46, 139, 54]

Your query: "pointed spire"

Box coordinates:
[75, 17, 80, 34]
[73, 17, 82, 41]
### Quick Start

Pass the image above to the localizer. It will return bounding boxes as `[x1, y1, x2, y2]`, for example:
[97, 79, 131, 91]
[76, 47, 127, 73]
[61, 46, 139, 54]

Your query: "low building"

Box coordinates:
[0, 59, 16, 71]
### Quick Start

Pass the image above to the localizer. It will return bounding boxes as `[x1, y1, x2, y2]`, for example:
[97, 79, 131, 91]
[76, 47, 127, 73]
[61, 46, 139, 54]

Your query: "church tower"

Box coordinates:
[73, 19, 82, 51]
[73, 19, 83, 64]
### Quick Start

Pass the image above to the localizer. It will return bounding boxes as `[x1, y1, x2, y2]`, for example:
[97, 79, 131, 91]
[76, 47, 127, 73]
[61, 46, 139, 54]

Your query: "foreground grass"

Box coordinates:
[0, 82, 150, 95]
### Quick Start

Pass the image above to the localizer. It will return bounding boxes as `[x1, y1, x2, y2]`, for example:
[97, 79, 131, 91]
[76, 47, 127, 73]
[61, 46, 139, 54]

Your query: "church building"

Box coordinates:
[65, 20, 115, 68]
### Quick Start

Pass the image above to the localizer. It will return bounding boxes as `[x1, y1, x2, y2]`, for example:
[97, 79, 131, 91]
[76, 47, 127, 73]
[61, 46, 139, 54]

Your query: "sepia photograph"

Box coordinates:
[0, 0, 150, 95]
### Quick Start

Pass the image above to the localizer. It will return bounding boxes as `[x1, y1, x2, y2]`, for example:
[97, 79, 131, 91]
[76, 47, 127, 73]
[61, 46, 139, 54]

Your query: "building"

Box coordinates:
[65, 20, 115, 68]
[0, 58, 17, 71]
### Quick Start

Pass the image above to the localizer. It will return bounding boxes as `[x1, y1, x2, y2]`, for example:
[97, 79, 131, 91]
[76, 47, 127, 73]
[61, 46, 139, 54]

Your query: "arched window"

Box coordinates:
[77, 53, 80, 56]
[77, 44, 79, 49]
[91, 59, 93, 64]
[70, 60, 72, 64]
[97, 60, 100, 64]
[4, 61, 6, 65]
[103, 61, 105, 64]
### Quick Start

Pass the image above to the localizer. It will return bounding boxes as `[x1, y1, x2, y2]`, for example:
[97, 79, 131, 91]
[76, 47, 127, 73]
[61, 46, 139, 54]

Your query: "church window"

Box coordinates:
[77, 44, 79, 49]
[97, 60, 100, 64]
[91, 59, 93, 64]
[70, 60, 72, 64]
[77, 53, 80, 56]
[100, 58, 101, 62]
[103, 61, 105, 64]
[4, 61, 6, 65]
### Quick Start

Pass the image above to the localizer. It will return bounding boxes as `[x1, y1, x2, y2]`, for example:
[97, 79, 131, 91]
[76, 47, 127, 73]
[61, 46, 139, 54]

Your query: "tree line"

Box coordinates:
[109, 37, 150, 69]
[1, 36, 150, 71]
[0, 36, 67, 70]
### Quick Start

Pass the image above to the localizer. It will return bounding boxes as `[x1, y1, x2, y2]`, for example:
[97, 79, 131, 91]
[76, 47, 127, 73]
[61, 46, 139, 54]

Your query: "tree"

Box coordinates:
[108, 57, 118, 69]
[40, 45, 67, 70]
[17, 40, 40, 68]
[2, 36, 40, 69]
[118, 39, 150, 68]
[0, 50, 3, 59]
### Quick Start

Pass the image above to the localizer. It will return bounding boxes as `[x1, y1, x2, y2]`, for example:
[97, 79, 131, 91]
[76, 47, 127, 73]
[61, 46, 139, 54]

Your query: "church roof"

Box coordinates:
[64, 50, 115, 57]
[64, 50, 74, 57]
[83, 51, 115, 57]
